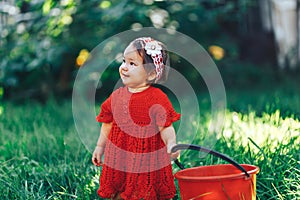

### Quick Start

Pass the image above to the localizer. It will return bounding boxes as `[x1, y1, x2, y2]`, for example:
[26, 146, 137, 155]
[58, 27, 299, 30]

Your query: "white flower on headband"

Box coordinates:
[144, 41, 162, 57]
[140, 37, 165, 82]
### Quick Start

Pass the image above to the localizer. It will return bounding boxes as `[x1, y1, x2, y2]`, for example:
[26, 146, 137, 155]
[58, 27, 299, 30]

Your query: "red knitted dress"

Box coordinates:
[96, 86, 180, 200]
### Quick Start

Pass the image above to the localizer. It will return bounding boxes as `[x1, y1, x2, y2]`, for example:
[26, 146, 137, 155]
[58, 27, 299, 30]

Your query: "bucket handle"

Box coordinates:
[171, 144, 250, 177]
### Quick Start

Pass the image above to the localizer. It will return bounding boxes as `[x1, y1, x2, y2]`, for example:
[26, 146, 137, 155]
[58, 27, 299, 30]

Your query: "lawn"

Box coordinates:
[0, 77, 299, 199]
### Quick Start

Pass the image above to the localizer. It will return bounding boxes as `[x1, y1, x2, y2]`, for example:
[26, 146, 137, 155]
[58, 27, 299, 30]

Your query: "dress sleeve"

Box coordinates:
[96, 95, 113, 123]
[153, 91, 180, 127]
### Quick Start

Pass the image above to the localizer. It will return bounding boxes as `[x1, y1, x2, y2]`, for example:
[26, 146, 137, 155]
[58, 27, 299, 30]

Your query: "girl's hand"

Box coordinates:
[167, 143, 180, 160]
[92, 146, 104, 166]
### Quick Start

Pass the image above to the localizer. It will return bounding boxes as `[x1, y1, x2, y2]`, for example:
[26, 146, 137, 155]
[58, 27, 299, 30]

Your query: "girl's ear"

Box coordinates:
[147, 70, 157, 82]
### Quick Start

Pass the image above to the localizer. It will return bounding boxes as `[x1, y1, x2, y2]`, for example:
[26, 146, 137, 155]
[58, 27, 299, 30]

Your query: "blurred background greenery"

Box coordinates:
[2, 0, 298, 102]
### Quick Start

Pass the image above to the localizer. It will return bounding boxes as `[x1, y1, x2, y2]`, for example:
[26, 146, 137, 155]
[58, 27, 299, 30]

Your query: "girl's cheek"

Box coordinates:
[119, 64, 125, 71]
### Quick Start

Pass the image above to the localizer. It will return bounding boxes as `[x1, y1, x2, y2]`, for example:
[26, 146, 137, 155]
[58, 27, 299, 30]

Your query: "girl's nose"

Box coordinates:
[120, 63, 128, 71]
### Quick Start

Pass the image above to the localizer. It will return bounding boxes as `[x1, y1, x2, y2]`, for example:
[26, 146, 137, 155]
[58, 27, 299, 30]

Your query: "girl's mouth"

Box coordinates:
[121, 73, 129, 78]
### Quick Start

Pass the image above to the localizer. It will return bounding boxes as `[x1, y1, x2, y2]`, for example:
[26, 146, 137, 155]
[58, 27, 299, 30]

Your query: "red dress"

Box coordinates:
[96, 86, 180, 200]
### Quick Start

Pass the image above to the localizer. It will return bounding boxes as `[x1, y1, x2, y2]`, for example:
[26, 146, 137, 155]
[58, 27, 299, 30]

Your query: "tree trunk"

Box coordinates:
[271, 0, 298, 69]
[298, 0, 300, 65]
[259, 0, 273, 32]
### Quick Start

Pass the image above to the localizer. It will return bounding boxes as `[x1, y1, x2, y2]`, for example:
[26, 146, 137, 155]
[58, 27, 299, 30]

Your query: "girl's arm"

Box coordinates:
[92, 122, 112, 166]
[159, 125, 180, 159]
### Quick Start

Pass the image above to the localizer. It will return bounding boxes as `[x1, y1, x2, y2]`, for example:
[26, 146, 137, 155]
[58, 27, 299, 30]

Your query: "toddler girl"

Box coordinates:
[92, 37, 180, 200]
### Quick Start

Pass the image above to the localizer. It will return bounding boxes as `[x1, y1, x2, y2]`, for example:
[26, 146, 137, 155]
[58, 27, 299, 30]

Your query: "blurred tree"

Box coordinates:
[259, 0, 300, 70]
[0, 0, 267, 101]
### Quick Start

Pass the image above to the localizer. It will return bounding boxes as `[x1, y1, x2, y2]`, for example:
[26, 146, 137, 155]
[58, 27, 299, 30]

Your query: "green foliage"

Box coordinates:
[0, 0, 256, 99]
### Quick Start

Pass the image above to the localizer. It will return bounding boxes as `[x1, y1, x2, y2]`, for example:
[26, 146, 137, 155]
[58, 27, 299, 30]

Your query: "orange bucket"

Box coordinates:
[172, 144, 260, 200]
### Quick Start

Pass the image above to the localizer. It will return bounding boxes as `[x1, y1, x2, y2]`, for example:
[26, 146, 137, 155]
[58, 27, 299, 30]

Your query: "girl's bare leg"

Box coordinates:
[111, 193, 122, 200]
[111, 194, 172, 200]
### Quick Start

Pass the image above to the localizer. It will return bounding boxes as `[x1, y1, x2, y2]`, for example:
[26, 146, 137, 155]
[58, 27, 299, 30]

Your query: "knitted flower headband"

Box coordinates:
[140, 37, 164, 82]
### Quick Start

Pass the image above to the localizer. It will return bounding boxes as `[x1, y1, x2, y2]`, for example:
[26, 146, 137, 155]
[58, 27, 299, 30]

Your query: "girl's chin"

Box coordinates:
[121, 79, 129, 85]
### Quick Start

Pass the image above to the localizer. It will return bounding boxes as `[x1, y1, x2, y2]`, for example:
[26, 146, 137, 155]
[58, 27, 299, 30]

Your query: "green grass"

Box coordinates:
[172, 85, 299, 199]
[176, 110, 299, 200]
[0, 85, 299, 199]
[0, 101, 100, 199]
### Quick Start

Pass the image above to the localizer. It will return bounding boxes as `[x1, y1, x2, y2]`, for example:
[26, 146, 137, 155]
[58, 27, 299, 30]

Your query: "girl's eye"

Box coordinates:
[130, 62, 136, 66]
[122, 59, 125, 63]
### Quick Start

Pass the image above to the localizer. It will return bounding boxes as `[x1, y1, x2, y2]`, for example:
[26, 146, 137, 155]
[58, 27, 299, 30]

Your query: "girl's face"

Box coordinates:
[119, 44, 155, 89]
